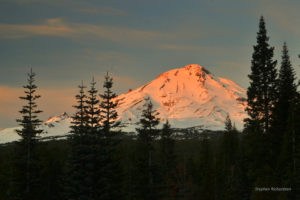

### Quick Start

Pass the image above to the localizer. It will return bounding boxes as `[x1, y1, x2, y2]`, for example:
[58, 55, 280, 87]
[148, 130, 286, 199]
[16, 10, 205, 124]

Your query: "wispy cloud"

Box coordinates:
[0, 18, 73, 39]
[0, 18, 165, 42]
[0, 15, 235, 47]
[72, 5, 127, 16]
[5, 0, 128, 16]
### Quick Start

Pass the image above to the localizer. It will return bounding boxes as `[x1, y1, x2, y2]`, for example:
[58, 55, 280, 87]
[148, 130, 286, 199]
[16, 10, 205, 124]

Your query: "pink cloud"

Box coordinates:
[0, 18, 164, 42]
[0, 18, 73, 39]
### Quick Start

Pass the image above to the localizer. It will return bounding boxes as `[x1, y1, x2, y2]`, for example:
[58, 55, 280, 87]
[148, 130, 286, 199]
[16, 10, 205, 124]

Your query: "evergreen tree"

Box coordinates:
[137, 98, 160, 139]
[86, 77, 101, 132]
[134, 98, 160, 200]
[215, 116, 240, 200]
[70, 81, 88, 136]
[244, 16, 277, 134]
[99, 72, 120, 135]
[293, 96, 300, 199]
[65, 81, 94, 200]
[197, 138, 216, 200]
[243, 18, 277, 197]
[225, 114, 233, 132]
[276, 43, 296, 127]
[270, 44, 297, 194]
[277, 89, 300, 199]
[272, 43, 297, 158]
[14, 68, 43, 200]
[84, 78, 102, 200]
[98, 73, 122, 200]
[158, 120, 176, 199]
[235, 136, 252, 200]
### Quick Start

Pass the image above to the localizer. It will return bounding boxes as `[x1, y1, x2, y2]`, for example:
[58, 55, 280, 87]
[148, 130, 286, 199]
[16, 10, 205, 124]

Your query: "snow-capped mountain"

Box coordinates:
[0, 64, 247, 144]
[0, 112, 72, 144]
[115, 64, 247, 131]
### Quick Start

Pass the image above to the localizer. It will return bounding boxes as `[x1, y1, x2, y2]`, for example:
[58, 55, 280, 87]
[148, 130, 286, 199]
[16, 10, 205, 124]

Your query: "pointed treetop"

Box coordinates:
[161, 120, 172, 138]
[90, 76, 96, 88]
[245, 16, 277, 134]
[162, 120, 171, 132]
[225, 114, 233, 132]
[257, 15, 268, 43]
[103, 72, 113, 89]
[281, 42, 290, 64]
[278, 42, 296, 95]
[137, 97, 160, 132]
[260, 15, 264, 22]
[164, 120, 170, 127]
[80, 80, 84, 87]
[280, 43, 294, 75]
[281, 42, 291, 61]
[16, 68, 43, 138]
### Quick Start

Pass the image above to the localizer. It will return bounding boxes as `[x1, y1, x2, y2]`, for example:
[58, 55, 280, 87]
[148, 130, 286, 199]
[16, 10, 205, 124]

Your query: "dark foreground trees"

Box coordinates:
[133, 98, 160, 200]
[244, 16, 277, 134]
[98, 72, 122, 200]
[158, 120, 176, 199]
[243, 17, 300, 200]
[65, 73, 122, 200]
[13, 69, 43, 200]
[64, 81, 95, 200]
[243, 17, 278, 199]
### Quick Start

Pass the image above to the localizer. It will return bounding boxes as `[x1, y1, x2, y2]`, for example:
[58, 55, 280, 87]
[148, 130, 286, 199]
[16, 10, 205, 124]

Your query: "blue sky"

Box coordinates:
[1, 0, 300, 128]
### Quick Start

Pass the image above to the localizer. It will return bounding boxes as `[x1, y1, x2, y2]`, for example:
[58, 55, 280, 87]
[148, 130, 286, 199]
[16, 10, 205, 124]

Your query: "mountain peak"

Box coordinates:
[156, 64, 212, 81]
[116, 64, 247, 131]
[184, 64, 211, 74]
[44, 112, 70, 125]
[184, 64, 201, 70]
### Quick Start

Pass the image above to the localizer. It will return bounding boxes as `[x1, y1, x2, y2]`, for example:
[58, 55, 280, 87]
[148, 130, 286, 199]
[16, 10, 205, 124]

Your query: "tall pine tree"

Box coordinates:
[245, 16, 277, 134]
[215, 115, 240, 200]
[86, 77, 101, 132]
[98, 72, 122, 200]
[272, 43, 297, 146]
[243, 17, 277, 199]
[70, 81, 88, 136]
[158, 120, 176, 199]
[84, 77, 102, 200]
[272, 43, 297, 185]
[65, 81, 95, 200]
[14, 68, 43, 200]
[275, 49, 300, 199]
[99, 72, 120, 135]
[225, 114, 233, 132]
[292, 93, 300, 199]
[135, 98, 160, 200]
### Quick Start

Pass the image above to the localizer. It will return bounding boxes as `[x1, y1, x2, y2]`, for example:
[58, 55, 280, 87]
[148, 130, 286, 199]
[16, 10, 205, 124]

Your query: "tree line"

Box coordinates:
[0, 16, 300, 200]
